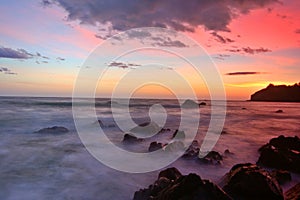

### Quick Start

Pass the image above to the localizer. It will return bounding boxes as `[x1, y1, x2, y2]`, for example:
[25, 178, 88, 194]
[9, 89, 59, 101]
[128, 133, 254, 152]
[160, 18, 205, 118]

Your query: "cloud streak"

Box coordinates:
[227, 47, 271, 54]
[0, 67, 17, 75]
[225, 71, 264, 76]
[108, 61, 141, 69]
[0, 47, 34, 59]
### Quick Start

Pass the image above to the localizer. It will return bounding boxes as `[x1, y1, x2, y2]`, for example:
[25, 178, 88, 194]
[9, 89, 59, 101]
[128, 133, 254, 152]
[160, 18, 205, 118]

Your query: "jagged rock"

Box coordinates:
[250, 83, 300, 102]
[220, 163, 284, 200]
[182, 140, 200, 159]
[284, 183, 300, 200]
[148, 142, 163, 152]
[133, 167, 232, 200]
[199, 151, 223, 165]
[35, 126, 69, 134]
[257, 135, 300, 173]
[271, 170, 291, 185]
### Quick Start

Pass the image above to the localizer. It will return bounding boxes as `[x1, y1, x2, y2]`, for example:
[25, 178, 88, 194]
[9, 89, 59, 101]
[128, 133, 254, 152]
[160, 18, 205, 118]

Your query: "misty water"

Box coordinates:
[0, 97, 299, 199]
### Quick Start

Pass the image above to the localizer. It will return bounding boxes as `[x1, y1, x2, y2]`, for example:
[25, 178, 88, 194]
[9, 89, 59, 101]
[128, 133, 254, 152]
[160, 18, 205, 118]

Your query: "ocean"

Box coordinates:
[0, 97, 299, 199]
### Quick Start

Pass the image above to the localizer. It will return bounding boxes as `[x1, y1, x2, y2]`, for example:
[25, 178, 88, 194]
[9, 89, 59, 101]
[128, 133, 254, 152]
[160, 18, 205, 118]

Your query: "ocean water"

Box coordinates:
[0, 97, 299, 199]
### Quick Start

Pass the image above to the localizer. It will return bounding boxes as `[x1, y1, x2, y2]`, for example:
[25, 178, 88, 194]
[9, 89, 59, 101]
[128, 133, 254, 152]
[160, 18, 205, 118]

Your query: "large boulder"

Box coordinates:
[257, 135, 300, 173]
[220, 163, 283, 200]
[284, 183, 300, 200]
[133, 167, 232, 200]
[35, 126, 69, 134]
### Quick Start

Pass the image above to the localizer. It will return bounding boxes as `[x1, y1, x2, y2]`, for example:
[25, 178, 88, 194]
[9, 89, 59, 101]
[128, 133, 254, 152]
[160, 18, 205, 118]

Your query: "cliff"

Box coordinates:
[250, 83, 300, 102]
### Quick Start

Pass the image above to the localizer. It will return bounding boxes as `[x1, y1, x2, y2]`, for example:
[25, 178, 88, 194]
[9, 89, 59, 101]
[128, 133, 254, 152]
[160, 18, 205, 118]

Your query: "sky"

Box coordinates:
[0, 0, 299, 99]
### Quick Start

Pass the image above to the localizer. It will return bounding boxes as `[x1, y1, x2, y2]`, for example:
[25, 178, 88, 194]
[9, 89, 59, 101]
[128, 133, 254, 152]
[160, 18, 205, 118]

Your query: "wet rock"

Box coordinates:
[35, 126, 69, 134]
[130, 121, 160, 136]
[284, 183, 300, 200]
[199, 151, 223, 165]
[133, 167, 232, 200]
[271, 170, 291, 185]
[257, 135, 300, 173]
[275, 109, 283, 113]
[122, 133, 142, 143]
[148, 141, 163, 152]
[220, 163, 283, 200]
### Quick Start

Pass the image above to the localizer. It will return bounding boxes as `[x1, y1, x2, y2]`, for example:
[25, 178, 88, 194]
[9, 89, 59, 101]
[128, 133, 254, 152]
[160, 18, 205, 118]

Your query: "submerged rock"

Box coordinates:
[220, 163, 283, 200]
[35, 126, 69, 134]
[257, 135, 300, 173]
[133, 167, 232, 200]
[148, 141, 163, 152]
[284, 183, 300, 200]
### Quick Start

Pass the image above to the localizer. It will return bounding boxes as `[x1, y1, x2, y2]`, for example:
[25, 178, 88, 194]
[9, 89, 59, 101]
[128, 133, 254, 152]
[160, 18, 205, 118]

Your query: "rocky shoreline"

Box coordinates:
[133, 135, 300, 200]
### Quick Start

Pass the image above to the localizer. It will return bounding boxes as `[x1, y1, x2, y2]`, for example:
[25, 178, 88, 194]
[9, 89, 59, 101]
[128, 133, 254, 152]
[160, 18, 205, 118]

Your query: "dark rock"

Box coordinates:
[250, 83, 300, 102]
[158, 167, 182, 181]
[130, 121, 160, 136]
[271, 170, 291, 185]
[133, 167, 232, 200]
[242, 107, 246, 110]
[122, 133, 142, 143]
[284, 183, 300, 200]
[199, 102, 207, 106]
[181, 99, 199, 108]
[275, 109, 283, 113]
[224, 149, 234, 155]
[199, 151, 223, 165]
[148, 142, 163, 152]
[35, 126, 69, 134]
[158, 128, 171, 133]
[257, 135, 300, 173]
[220, 163, 284, 200]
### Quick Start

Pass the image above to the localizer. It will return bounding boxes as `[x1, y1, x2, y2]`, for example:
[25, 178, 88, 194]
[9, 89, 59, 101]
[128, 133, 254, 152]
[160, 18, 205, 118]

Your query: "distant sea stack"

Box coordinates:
[250, 83, 300, 102]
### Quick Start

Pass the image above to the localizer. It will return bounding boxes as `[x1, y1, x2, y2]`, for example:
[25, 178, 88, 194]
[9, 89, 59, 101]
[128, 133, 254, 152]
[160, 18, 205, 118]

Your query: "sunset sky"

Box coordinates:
[0, 0, 299, 99]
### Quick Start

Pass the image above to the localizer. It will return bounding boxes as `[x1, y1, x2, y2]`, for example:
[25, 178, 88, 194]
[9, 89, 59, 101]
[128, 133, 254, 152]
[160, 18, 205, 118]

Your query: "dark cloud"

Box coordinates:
[0, 47, 34, 59]
[227, 47, 271, 54]
[211, 32, 235, 44]
[56, 57, 65, 61]
[0, 67, 17, 75]
[225, 71, 262, 76]
[151, 37, 189, 48]
[43, 0, 278, 35]
[108, 61, 141, 69]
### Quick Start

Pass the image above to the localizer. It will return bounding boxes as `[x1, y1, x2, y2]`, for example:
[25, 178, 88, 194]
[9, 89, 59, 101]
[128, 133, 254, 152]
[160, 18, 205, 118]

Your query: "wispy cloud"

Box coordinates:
[227, 47, 271, 54]
[211, 32, 235, 44]
[0, 67, 17, 75]
[108, 61, 141, 69]
[56, 57, 65, 61]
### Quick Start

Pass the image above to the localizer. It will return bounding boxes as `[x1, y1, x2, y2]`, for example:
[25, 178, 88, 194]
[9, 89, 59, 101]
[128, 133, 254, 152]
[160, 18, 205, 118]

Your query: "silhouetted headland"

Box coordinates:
[250, 83, 300, 102]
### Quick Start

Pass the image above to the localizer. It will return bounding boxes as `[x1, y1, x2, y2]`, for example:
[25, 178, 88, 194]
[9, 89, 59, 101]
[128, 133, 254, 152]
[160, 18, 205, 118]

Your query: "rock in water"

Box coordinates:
[220, 163, 283, 200]
[257, 135, 300, 173]
[148, 142, 163, 152]
[275, 109, 283, 113]
[172, 129, 185, 139]
[122, 133, 142, 143]
[130, 121, 160, 137]
[181, 99, 199, 108]
[198, 151, 223, 165]
[199, 102, 207, 106]
[284, 183, 300, 200]
[35, 126, 69, 134]
[133, 167, 232, 200]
